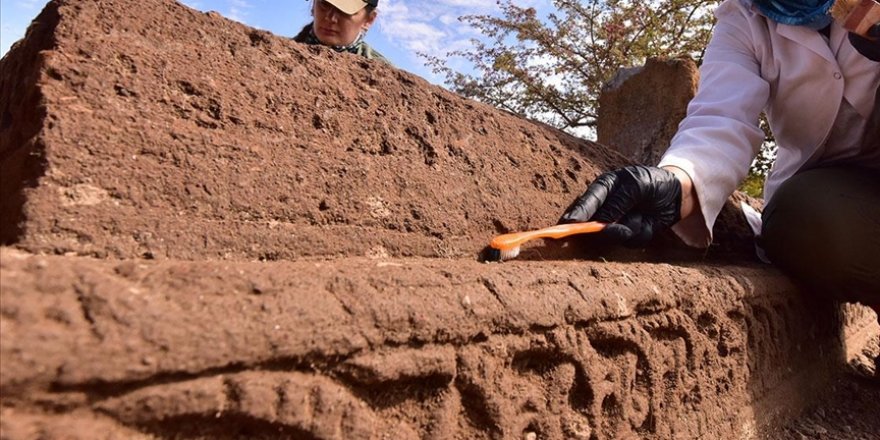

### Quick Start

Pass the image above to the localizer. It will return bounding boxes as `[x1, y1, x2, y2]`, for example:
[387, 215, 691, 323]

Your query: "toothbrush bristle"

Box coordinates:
[482, 246, 521, 262]
[498, 247, 521, 261]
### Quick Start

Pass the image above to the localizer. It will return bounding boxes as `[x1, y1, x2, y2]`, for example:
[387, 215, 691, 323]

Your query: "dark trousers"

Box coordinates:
[761, 166, 880, 309]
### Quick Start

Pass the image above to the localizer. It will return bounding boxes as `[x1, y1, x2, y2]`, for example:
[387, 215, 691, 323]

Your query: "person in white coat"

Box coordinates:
[560, 0, 879, 367]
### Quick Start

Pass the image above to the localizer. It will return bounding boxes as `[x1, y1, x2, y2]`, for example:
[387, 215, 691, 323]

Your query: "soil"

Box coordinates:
[0, 0, 878, 439]
[770, 328, 880, 440]
[773, 374, 880, 440]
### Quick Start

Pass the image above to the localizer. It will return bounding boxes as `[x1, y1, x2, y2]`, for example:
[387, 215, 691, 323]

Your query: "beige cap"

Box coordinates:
[325, 0, 371, 15]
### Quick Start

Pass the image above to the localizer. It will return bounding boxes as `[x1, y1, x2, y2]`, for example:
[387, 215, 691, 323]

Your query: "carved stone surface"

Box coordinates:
[0, 0, 628, 261]
[840, 303, 880, 373]
[0, 249, 845, 439]
[0, 1, 876, 439]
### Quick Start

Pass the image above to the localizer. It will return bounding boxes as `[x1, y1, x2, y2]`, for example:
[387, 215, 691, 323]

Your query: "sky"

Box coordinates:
[1, 0, 550, 84]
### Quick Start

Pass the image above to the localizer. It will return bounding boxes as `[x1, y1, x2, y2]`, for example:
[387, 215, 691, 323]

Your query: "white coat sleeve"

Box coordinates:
[657, 0, 769, 248]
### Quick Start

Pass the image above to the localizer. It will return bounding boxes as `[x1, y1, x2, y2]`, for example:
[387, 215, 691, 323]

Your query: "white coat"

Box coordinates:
[657, 0, 880, 248]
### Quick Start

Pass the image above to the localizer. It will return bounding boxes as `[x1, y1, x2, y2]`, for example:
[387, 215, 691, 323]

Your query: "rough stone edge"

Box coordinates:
[0, 248, 849, 439]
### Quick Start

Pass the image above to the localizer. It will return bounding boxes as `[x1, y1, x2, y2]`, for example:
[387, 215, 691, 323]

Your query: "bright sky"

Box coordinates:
[1, 0, 550, 84]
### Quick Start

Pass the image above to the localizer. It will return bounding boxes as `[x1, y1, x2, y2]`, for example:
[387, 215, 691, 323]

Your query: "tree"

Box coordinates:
[740, 116, 776, 197]
[424, 0, 720, 132]
[426, 0, 773, 196]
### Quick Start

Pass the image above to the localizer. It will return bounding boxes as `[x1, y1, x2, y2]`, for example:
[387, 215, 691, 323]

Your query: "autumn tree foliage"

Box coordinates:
[425, 0, 720, 133]
[426, 0, 776, 197]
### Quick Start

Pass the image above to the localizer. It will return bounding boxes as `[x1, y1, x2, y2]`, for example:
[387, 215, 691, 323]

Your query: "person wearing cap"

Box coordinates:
[558, 0, 880, 373]
[294, 0, 390, 63]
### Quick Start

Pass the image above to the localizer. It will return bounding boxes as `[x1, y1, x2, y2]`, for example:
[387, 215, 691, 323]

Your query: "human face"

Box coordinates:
[312, 0, 377, 46]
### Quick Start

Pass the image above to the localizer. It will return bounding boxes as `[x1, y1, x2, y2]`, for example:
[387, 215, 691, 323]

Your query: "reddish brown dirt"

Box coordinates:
[0, 0, 877, 439]
[771, 375, 880, 440]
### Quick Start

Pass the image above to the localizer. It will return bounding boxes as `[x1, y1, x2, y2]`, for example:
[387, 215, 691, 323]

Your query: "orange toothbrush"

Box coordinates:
[484, 221, 607, 262]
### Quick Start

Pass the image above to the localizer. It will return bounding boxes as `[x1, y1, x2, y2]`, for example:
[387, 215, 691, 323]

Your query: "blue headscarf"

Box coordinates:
[753, 0, 835, 29]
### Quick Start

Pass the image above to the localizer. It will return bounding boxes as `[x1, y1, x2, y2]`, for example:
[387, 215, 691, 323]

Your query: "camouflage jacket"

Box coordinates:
[293, 24, 391, 65]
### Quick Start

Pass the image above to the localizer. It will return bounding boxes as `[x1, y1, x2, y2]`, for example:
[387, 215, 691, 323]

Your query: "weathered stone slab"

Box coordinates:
[1, 1, 874, 439]
[0, 248, 843, 439]
[598, 57, 699, 166]
[0, 0, 630, 261]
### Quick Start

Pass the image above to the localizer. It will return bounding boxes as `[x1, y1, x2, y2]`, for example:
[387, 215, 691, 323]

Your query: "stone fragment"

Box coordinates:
[597, 57, 699, 166]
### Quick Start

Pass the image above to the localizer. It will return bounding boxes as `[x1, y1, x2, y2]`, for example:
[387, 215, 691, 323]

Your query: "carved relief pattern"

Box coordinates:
[85, 307, 786, 440]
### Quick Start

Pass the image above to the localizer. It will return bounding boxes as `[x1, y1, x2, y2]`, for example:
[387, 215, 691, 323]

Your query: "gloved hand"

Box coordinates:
[558, 165, 683, 247]
[849, 23, 880, 62]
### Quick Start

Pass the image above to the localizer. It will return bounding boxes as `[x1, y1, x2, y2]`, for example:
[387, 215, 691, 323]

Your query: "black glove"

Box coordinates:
[849, 23, 880, 62]
[559, 165, 682, 247]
